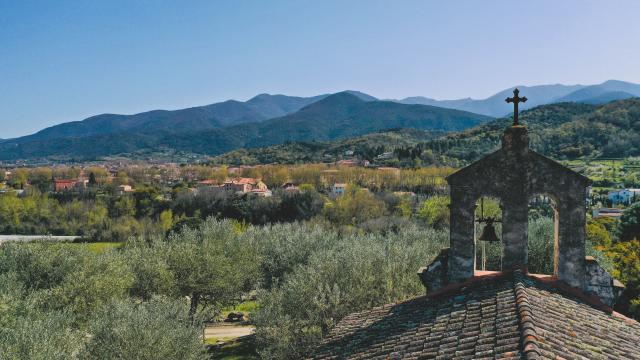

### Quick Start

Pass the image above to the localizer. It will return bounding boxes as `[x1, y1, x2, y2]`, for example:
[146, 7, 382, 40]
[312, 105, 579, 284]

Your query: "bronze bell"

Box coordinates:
[479, 219, 500, 242]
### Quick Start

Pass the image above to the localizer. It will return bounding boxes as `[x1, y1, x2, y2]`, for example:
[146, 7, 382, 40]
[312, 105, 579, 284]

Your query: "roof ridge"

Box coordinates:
[513, 270, 541, 359]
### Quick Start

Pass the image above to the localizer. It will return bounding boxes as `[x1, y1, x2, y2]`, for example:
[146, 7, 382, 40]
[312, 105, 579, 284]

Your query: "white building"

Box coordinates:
[376, 151, 394, 160]
[331, 183, 347, 196]
[116, 184, 134, 196]
[593, 207, 623, 218]
[607, 188, 640, 205]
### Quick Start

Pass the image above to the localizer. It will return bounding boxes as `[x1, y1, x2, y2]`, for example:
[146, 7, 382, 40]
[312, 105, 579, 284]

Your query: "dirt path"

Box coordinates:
[204, 323, 255, 340]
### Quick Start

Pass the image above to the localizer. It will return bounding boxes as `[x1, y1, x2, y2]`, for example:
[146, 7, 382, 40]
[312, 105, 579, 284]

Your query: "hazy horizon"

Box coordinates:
[2, 0, 640, 137]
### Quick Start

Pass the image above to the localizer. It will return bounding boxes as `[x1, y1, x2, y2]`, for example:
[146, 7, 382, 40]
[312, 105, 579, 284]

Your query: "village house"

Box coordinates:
[331, 183, 346, 196]
[593, 207, 623, 219]
[0, 188, 25, 196]
[282, 182, 299, 193]
[54, 179, 77, 192]
[607, 188, 640, 205]
[196, 179, 219, 188]
[222, 178, 270, 196]
[74, 179, 88, 192]
[376, 151, 394, 160]
[250, 188, 272, 197]
[116, 184, 134, 196]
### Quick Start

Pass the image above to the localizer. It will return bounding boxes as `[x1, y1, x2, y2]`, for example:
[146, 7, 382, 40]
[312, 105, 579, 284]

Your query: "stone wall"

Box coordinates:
[445, 126, 591, 288]
[584, 256, 625, 307]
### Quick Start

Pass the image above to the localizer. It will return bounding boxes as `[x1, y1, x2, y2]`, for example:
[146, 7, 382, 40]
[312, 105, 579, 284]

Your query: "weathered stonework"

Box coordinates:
[417, 248, 449, 293]
[445, 125, 590, 289]
[584, 256, 625, 307]
[418, 91, 624, 307]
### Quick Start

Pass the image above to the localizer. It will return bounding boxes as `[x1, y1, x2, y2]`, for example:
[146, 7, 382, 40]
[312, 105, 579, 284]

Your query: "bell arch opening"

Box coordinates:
[474, 196, 503, 272]
[527, 194, 559, 275]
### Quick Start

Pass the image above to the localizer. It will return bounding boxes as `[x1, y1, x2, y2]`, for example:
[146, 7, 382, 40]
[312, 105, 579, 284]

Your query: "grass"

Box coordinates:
[220, 300, 258, 319]
[207, 335, 258, 360]
[205, 336, 238, 345]
[70, 242, 123, 253]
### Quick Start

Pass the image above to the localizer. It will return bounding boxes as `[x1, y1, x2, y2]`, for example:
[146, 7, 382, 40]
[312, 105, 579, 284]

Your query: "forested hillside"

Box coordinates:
[427, 98, 640, 162]
[210, 129, 441, 165]
[0, 93, 490, 160]
[210, 99, 640, 167]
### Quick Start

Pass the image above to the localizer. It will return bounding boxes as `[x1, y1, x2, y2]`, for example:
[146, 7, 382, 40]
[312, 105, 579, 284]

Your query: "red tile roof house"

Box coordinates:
[54, 179, 77, 192]
[310, 100, 640, 359]
[222, 178, 269, 194]
[197, 179, 219, 187]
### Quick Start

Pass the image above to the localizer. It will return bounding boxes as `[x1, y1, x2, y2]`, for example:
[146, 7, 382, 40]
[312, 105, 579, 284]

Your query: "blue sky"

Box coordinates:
[1, 0, 639, 137]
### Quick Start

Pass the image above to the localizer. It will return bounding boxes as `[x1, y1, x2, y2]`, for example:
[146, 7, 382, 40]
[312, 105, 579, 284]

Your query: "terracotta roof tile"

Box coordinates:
[310, 271, 640, 359]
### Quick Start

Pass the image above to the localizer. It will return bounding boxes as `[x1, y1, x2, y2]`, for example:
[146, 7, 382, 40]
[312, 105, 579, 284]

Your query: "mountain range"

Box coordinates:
[14, 91, 374, 143]
[395, 80, 640, 117]
[0, 93, 489, 160]
[2, 79, 639, 161]
[212, 98, 640, 166]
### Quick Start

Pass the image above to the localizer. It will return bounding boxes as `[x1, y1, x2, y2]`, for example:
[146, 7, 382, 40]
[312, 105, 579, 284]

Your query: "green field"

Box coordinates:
[562, 158, 640, 190]
[81, 242, 124, 253]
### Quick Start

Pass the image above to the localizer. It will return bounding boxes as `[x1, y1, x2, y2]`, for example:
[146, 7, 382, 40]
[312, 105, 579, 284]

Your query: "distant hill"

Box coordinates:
[216, 98, 640, 167]
[244, 94, 328, 119]
[397, 84, 585, 116]
[577, 91, 636, 105]
[164, 92, 490, 154]
[6, 80, 640, 162]
[211, 128, 439, 165]
[397, 80, 640, 117]
[13, 91, 379, 146]
[554, 80, 640, 103]
[342, 90, 378, 102]
[423, 98, 640, 162]
[0, 92, 489, 160]
[20, 100, 257, 143]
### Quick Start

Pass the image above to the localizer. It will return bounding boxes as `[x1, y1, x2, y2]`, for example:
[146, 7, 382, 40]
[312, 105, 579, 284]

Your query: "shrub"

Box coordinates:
[81, 299, 207, 360]
[417, 195, 450, 229]
[0, 310, 81, 360]
[615, 202, 640, 242]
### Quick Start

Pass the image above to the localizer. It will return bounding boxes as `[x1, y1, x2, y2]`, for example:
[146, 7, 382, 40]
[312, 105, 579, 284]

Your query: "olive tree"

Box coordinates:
[253, 225, 447, 359]
[81, 299, 206, 360]
[0, 310, 81, 360]
[164, 218, 259, 320]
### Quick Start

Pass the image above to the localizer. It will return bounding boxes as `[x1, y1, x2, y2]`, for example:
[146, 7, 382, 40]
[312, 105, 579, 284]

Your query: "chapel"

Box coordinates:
[311, 89, 640, 359]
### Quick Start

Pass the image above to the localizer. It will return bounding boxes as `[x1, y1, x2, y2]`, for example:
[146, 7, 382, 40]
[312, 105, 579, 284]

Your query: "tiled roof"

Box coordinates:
[235, 177, 258, 185]
[311, 271, 640, 359]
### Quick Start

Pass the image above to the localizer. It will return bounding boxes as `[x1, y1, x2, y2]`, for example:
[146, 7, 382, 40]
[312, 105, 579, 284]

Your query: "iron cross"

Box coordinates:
[505, 88, 527, 126]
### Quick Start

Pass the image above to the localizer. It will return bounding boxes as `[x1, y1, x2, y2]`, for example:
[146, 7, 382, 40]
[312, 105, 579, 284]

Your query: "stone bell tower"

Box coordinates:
[419, 89, 623, 306]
